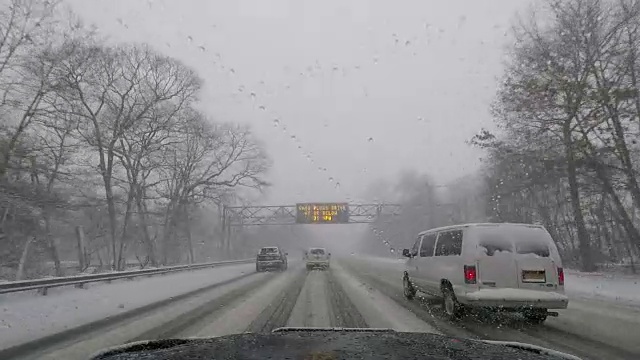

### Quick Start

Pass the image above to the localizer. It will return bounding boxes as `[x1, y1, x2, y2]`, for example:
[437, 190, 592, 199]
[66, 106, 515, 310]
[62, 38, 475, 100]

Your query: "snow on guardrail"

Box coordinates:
[0, 258, 254, 295]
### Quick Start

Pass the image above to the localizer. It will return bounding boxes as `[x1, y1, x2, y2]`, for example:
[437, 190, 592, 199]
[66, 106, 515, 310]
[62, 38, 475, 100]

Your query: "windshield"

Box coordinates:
[1, 1, 637, 360]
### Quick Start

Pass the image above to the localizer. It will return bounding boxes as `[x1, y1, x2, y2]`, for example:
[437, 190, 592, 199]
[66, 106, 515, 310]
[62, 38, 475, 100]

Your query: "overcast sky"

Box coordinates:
[64, 0, 532, 208]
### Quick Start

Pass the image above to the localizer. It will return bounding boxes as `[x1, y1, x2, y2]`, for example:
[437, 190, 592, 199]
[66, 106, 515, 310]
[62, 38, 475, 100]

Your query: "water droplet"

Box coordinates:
[250, 92, 256, 101]
[373, 56, 379, 64]
[417, 116, 423, 122]
[329, 177, 334, 182]
[273, 118, 280, 127]
[238, 85, 244, 92]
[258, 105, 266, 111]
[367, 137, 374, 142]
[405, 40, 411, 46]
[290, 135, 296, 140]
[198, 45, 206, 52]
[335, 182, 340, 189]
[187, 35, 193, 43]
[297, 145, 302, 149]
[229, 68, 235, 74]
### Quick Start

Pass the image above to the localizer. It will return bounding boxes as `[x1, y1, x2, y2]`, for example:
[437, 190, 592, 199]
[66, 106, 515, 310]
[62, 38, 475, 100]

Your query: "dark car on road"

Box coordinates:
[256, 246, 288, 272]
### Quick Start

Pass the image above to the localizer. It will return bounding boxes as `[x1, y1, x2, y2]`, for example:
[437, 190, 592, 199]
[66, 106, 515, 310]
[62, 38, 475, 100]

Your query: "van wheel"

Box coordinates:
[403, 276, 416, 300]
[523, 309, 548, 324]
[442, 286, 465, 320]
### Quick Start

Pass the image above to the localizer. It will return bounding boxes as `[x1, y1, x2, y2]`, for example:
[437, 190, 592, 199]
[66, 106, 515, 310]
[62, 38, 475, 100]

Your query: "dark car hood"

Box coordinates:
[89, 327, 581, 360]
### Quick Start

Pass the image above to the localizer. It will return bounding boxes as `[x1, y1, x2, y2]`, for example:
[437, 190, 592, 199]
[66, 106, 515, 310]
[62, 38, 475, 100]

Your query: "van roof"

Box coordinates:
[417, 222, 545, 236]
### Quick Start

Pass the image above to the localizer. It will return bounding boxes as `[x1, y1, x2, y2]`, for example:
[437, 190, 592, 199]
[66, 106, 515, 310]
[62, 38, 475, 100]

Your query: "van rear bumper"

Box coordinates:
[458, 288, 569, 309]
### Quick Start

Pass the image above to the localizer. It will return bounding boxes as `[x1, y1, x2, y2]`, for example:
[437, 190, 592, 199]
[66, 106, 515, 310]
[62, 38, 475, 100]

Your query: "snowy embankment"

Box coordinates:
[0, 263, 255, 350]
[564, 269, 640, 307]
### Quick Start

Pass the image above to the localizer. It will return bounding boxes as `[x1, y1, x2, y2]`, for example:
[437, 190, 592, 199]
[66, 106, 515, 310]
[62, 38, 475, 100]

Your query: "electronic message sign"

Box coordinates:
[296, 203, 349, 224]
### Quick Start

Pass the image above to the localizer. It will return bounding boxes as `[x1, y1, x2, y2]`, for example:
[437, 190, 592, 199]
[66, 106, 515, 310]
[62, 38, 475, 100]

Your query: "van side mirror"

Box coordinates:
[402, 249, 411, 258]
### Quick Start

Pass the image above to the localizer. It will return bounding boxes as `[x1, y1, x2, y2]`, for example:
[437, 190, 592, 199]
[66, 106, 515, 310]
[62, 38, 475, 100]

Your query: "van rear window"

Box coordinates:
[310, 249, 325, 255]
[260, 247, 279, 255]
[474, 226, 552, 257]
[478, 236, 513, 256]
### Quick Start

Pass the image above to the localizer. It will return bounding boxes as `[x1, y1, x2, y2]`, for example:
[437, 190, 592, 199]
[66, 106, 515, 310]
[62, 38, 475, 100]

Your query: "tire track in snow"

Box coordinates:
[326, 268, 368, 328]
[245, 268, 308, 333]
[130, 273, 275, 340]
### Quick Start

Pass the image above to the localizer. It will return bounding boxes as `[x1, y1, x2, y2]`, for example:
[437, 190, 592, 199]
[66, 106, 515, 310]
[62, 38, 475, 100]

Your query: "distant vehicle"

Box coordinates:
[256, 246, 288, 272]
[401, 223, 568, 324]
[305, 247, 330, 270]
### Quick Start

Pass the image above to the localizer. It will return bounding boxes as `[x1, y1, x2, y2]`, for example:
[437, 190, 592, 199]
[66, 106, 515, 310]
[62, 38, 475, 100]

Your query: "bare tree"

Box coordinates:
[157, 112, 269, 264]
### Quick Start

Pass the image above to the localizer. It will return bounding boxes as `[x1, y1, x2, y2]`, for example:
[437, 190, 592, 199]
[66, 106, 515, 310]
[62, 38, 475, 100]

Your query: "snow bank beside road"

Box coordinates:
[564, 270, 640, 307]
[0, 263, 255, 350]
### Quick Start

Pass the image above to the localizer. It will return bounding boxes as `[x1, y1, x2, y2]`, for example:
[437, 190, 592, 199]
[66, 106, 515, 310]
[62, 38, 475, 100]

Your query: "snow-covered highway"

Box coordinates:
[0, 257, 638, 360]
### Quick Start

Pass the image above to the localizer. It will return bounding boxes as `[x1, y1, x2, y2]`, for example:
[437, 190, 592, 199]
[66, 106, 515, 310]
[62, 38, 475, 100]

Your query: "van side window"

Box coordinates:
[411, 236, 421, 257]
[435, 230, 463, 256]
[420, 233, 437, 257]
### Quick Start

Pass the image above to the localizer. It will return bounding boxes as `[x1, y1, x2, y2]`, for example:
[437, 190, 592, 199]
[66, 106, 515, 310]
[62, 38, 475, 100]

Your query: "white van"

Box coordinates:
[401, 223, 568, 323]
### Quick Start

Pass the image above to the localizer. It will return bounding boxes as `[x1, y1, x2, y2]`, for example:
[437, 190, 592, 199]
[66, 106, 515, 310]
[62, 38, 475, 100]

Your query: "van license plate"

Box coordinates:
[522, 270, 546, 283]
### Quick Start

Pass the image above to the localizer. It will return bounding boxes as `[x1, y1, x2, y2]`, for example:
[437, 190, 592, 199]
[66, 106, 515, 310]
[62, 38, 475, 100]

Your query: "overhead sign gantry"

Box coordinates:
[219, 202, 401, 254]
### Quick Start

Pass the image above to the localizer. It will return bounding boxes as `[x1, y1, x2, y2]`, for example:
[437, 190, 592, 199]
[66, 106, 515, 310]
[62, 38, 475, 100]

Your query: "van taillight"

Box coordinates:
[557, 267, 564, 286]
[464, 265, 477, 284]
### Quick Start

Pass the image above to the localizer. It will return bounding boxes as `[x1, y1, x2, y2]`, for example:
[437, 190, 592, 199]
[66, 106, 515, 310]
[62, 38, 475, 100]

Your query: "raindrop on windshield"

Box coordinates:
[368, 137, 374, 142]
[329, 177, 334, 182]
[250, 92, 256, 101]
[273, 118, 280, 127]
[258, 105, 266, 111]
[187, 35, 193, 43]
[198, 45, 205, 52]
[335, 182, 340, 189]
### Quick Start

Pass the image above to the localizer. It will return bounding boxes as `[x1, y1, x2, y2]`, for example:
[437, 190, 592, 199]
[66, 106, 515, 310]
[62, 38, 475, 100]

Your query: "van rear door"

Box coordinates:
[472, 226, 519, 289]
[512, 227, 561, 291]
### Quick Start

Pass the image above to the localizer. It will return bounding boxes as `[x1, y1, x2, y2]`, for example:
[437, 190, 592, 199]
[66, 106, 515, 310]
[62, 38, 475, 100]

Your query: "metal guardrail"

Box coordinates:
[0, 258, 254, 295]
